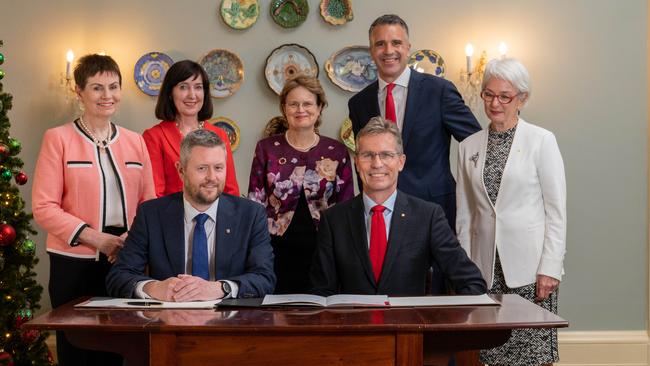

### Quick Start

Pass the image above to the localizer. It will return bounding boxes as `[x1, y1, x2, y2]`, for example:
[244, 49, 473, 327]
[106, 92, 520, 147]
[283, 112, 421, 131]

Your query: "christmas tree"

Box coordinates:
[0, 40, 54, 366]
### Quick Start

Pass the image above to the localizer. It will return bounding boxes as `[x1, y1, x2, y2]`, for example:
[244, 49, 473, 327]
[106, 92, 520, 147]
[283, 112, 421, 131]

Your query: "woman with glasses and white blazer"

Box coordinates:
[456, 58, 566, 366]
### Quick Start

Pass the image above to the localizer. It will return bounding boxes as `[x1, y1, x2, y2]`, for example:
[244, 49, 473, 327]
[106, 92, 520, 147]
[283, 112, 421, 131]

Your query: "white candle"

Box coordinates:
[465, 43, 474, 73]
[498, 42, 508, 58]
[66, 50, 74, 79]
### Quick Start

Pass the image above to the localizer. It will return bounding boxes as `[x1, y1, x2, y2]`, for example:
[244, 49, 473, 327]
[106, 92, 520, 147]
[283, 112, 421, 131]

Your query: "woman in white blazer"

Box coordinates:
[456, 58, 566, 366]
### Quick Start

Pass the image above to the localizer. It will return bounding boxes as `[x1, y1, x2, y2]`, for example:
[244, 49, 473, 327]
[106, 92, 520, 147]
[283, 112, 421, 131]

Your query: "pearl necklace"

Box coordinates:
[176, 120, 205, 136]
[285, 132, 319, 152]
[79, 115, 112, 150]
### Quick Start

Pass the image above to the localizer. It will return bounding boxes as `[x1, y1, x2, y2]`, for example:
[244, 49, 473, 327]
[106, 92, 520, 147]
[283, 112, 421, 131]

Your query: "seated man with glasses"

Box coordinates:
[310, 117, 486, 296]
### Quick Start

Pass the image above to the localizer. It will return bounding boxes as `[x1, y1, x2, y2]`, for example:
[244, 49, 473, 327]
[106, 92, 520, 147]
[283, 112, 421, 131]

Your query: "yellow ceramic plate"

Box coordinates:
[209, 116, 241, 151]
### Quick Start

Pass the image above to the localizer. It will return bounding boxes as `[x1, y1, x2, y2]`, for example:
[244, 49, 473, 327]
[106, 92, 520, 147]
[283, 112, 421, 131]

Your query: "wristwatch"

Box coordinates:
[220, 281, 232, 298]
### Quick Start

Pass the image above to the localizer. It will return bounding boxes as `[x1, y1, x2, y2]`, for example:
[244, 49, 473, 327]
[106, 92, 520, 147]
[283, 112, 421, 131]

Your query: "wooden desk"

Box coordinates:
[24, 294, 567, 366]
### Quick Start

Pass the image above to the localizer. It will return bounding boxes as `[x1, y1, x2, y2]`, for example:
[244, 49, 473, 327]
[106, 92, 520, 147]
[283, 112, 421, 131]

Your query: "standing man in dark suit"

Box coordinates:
[107, 129, 275, 300]
[348, 14, 481, 293]
[310, 117, 485, 296]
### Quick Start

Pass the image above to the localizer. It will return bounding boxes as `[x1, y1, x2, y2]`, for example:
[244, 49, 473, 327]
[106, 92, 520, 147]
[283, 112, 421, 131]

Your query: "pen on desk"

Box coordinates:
[126, 301, 163, 306]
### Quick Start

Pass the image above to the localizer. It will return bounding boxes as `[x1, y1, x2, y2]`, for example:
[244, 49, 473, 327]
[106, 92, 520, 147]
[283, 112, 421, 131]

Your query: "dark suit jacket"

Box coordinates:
[309, 191, 486, 296]
[106, 192, 275, 298]
[348, 70, 481, 201]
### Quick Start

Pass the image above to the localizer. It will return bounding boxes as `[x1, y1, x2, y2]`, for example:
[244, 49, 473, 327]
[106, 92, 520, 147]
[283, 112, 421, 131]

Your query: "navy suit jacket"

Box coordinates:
[106, 192, 276, 298]
[309, 191, 486, 296]
[348, 70, 481, 201]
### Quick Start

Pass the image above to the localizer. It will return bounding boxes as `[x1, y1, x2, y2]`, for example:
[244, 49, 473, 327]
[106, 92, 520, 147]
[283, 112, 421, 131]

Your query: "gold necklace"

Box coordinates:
[285, 132, 319, 152]
[79, 115, 111, 150]
[175, 120, 205, 136]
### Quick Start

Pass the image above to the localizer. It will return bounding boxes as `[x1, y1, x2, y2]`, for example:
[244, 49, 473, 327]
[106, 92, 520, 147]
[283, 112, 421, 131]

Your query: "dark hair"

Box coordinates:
[74, 54, 122, 90]
[179, 129, 225, 167]
[155, 60, 213, 121]
[279, 74, 327, 131]
[368, 14, 409, 38]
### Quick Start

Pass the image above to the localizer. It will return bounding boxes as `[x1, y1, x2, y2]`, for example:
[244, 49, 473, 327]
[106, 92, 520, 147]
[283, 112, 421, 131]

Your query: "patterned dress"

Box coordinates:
[479, 124, 559, 366]
[248, 134, 354, 293]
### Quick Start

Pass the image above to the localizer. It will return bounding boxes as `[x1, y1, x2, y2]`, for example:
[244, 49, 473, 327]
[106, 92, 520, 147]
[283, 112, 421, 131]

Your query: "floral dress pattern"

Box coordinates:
[248, 134, 354, 236]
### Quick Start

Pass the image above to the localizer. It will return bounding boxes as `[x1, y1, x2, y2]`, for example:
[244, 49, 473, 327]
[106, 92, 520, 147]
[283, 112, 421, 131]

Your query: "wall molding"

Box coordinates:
[557, 331, 649, 366]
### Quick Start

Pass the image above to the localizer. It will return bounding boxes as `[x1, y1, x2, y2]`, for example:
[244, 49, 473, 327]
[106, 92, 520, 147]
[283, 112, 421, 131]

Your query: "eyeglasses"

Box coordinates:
[480, 90, 521, 104]
[285, 101, 317, 110]
[357, 151, 401, 162]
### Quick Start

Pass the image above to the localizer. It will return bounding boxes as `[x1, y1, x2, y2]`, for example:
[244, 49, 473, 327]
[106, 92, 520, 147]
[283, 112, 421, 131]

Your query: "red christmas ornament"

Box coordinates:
[14, 171, 27, 185]
[0, 351, 14, 366]
[0, 144, 8, 157]
[0, 223, 16, 246]
[21, 329, 40, 343]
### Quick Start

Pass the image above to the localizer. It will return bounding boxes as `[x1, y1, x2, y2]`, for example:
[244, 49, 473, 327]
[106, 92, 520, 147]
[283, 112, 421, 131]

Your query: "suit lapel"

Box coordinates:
[475, 130, 495, 211]
[401, 71, 422, 149]
[380, 191, 408, 285]
[215, 195, 237, 279]
[347, 196, 376, 286]
[161, 193, 186, 275]
[160, 121, 181, 157]
[365, 81, 381, 120]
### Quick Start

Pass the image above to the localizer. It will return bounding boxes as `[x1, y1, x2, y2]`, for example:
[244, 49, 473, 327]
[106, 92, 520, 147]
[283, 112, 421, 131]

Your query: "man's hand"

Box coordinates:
[143, 278, 183, 301]
[535, 274, 560, 302]
[171, 274, 224, 302]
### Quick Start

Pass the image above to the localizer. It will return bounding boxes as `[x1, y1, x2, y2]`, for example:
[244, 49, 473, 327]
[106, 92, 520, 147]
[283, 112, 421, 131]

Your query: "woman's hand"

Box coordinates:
[535, 274, 560, 301]
[78, 227, 125, 258]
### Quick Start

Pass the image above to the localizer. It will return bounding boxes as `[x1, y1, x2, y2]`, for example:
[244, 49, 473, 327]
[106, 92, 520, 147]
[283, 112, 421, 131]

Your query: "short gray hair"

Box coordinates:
[369, 14, 409, 38]
[482, 58, 531, 100]
[355, 116, 404, 154]
[179, 129, 226, 167]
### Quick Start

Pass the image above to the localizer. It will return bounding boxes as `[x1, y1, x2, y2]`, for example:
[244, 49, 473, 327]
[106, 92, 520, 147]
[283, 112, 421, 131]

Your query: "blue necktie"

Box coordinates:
[192, 213, 209, 280]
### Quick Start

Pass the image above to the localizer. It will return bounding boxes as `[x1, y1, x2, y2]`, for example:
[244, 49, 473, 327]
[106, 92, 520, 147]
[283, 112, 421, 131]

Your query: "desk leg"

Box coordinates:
[396, 332, 424, 366]
[423, 330, 511, 366]
[65, 331, 149, 366]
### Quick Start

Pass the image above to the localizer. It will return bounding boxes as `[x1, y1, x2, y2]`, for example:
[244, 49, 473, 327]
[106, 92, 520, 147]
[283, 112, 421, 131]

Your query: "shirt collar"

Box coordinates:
[362, 190, 398, 216]
[183, 196, 219, 224]
[378, 67, 411, 91]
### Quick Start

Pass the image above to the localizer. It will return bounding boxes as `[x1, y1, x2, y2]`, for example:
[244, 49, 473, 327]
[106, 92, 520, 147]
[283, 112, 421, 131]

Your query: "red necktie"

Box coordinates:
[369, 205, 387, 282]
[385, 83, 397, 123]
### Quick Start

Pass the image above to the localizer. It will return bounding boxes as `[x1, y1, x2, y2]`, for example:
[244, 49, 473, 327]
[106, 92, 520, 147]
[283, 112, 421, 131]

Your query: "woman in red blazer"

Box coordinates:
[143, 60, 239, 197]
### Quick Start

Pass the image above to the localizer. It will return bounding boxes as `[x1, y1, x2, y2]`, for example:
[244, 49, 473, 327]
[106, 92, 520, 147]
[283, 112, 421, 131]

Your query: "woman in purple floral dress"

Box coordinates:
[248, 75, 354, 293]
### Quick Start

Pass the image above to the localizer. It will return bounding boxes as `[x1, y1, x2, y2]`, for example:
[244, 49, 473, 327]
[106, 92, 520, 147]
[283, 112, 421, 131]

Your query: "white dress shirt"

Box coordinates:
[377, 67, 411, 131]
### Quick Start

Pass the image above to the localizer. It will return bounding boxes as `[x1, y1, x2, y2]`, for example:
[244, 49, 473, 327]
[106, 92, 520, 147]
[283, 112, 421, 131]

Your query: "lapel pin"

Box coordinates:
[470, 152, 479, 167]
[226, 228, 231, 234]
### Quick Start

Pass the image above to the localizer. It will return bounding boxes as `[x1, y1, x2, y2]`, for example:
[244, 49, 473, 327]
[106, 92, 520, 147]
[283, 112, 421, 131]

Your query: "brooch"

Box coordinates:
[470, 152, 479, 167]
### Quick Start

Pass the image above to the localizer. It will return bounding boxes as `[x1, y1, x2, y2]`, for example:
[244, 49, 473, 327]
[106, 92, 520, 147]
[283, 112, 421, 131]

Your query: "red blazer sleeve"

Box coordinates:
[206, 124, 240, 196]
[142, 126, 168, 198]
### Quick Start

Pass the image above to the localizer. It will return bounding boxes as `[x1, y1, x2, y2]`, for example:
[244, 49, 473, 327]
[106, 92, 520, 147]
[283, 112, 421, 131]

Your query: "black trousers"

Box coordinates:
[48, 226, 124, 366]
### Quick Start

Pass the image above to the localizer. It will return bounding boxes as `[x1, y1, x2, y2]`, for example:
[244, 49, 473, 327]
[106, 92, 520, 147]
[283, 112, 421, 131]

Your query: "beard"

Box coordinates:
[185, 181, 223, 206]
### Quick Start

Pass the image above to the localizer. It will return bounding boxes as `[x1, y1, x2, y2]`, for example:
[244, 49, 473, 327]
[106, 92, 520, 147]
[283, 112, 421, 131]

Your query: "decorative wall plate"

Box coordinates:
[133, 52, 174, 96]
[198, 49, 244, 98]
[270, 0, 309, 28]
[320, 0, 353, 25]
[220, 0, 260, 30]
[264, 43, 319, 95]
[209, 116, 241, 151]
[340, 117, 355, 151]
[408, 49, 445, 78]
[325, 45, 377, 92]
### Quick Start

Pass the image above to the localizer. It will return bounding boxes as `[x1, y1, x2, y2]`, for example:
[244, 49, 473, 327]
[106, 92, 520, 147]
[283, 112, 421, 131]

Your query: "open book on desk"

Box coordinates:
[262, 294, 389, 307]
[75, 297, 221, 309]
[388, 294, 498, 307]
